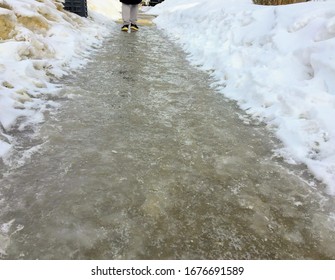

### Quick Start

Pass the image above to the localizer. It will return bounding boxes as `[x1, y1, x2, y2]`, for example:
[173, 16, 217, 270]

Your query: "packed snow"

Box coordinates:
[1, 0, 335, 194]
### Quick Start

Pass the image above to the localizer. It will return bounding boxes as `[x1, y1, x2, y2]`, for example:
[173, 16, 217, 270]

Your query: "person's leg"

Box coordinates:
[129, 4, 139, 25]
[122, 3, 131, 25]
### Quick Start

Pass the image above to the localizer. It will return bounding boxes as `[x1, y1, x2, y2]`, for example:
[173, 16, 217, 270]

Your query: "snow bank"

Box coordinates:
[152, 0, 335, 194]
[0, 0, 120, 159]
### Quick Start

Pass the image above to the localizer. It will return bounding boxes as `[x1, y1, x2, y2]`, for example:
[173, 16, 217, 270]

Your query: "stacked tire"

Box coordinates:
[63, 0, 88, 17]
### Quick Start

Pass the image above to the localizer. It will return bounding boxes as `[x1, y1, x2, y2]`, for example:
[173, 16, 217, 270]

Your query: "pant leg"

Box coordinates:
[129, 4, 139, 24]
[122, 3, 131, 25]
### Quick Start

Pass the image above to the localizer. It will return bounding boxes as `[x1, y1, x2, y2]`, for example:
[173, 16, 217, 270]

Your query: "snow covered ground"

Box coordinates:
[1, 0, 335, 194]
[151, 0, 335, 195]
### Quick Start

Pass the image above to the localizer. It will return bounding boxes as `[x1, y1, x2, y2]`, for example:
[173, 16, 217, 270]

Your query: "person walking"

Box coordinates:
[120, 0, 142, 32]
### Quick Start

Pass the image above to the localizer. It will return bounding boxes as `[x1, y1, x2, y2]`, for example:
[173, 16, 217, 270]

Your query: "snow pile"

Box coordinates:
[0, 0, 120, 159]
[152, 0, 335, 194]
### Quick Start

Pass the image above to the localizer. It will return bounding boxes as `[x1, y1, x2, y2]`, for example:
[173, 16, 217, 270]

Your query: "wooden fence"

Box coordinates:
[253, 0, 308, 5]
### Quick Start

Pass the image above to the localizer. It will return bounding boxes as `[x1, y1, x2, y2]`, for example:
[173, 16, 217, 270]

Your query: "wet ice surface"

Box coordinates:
[1, 26, 335, 259]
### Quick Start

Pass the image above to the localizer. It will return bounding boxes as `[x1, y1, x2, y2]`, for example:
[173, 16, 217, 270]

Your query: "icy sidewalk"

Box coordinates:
[0, 25, 334, 259]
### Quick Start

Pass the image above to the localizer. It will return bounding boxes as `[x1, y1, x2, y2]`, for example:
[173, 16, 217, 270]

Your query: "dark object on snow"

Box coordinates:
[120, 0, 142, 4]
[149, 0, 165, 6]
[63, 0, 88, 17]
